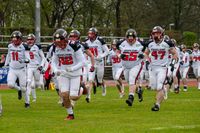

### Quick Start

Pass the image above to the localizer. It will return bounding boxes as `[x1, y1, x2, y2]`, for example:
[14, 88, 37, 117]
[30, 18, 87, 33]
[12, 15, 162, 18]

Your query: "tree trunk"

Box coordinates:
[115, 0, 121, 36]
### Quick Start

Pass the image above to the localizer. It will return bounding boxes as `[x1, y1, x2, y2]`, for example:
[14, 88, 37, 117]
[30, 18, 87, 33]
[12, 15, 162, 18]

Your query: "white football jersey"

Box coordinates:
[25, 44, 46, 68]
[107, 49, 122, 68]
[180, 51, 190, 67]
[147, 40, 174, 67]
[51, 42, 85, 77]
[117, 40, 144, 69]
[85, 37, 109, 64]
[5, 43, 26, 69]
[191, 50, 200, 67]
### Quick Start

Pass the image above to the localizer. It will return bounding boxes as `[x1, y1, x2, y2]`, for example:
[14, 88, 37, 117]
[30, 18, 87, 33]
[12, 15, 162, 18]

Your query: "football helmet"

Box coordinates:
[151, 26, 164, 43]
[27, 33, 36, 46]
[193, 43, 199, 48]
[11, 31, 22, 46]
[69, 30, 80, 41]
[53, 28, 68, 49]
[125, 29, 137, 43]
[171, 38, 177, 45]
[88, 27, 98, 40]
[111, 39, 118, 50]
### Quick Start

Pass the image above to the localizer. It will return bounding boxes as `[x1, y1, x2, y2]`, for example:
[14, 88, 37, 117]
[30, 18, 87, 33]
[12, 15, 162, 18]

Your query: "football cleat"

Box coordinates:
[174, 87, 179, 94]
[102, 88, 106, 96]
[119, 92, 125, 98]
[151, 104, 160, 111]
[24, 103, 30, 108]
[126, 95, 134, 106]
[18, 90, 22, 100]
[137, 87, 143, 102]
[32, 99, 36, 102]
[64, 114, 74, 120]
[85, 97, 90, 103]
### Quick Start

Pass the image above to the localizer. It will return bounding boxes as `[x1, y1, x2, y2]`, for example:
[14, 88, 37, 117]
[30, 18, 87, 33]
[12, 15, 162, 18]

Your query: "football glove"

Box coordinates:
[138, 53, 144, 59]
[90, 66, 95, 72]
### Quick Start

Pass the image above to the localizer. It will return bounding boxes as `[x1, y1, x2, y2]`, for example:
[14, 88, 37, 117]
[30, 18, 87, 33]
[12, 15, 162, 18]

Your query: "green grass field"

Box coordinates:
[0, 86, 200, 133]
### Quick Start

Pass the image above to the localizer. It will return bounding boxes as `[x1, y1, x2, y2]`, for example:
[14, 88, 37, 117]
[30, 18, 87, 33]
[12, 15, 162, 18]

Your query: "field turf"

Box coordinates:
[0, 86, 200, 133]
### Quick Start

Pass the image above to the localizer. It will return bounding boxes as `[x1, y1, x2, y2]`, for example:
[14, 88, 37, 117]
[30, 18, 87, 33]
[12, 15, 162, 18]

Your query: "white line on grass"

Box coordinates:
[150, 125, 200, 130]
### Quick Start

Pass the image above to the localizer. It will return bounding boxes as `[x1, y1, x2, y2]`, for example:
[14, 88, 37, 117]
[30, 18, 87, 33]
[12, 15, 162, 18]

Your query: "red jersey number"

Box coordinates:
[59, 56, 73, 66]
[29, 52, 34, 59]
[193, 56, 200, 61]
[112, 56, 121, 63]
[123, 52, 138, 61]
[11, 52, 19, 61]
[89, 47, 98, 57]
[151, 50, 166, 60]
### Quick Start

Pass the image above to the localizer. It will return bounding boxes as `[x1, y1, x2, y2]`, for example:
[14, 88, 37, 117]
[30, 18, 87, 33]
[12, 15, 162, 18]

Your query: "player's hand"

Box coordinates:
[180, 61, 184, 65]
[90, 66, 95, 72]
[145, 60, 150, 70]
[95, 55, 103, 61]
[38, 66, 43, 71]
[170, 64, 174, 72]
[40, 69, 45, 74]
[24, 59, 30, 64]
[138, 53, 144, 59]
[120, 54, 126, 60]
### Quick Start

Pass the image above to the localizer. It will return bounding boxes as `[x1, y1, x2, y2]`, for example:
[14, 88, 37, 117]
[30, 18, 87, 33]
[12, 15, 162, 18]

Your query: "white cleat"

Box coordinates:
[32, 99, 36, 102]
[119, 93, 125, 98]
[183, 89, 187, 92]
[102, 87, 106, 96]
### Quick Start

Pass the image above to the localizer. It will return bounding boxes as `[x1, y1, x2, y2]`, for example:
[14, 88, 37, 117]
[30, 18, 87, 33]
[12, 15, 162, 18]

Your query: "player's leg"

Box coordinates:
[7, 69, 22, 99]
[151, 67, 167, 111]
[96, 64, 106, 96]
[114, 67, 124, 98]
[182, 67, 189, 91]
[88, 67, 96, 102]
[173, 64, 180, 93]
[125, 64, 143, 106]
[58, 76, 73, 120]
[18, 68, 29, 108]
[197, 66, 200, 90]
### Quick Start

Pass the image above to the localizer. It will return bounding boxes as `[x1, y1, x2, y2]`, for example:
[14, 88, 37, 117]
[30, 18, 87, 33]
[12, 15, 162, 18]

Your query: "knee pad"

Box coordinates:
[61, 92, 71, 108]
[7, 83, 15, 89]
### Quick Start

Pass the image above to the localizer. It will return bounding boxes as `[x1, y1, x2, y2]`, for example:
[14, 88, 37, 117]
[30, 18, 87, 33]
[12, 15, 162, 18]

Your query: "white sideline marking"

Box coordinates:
[150, 125, 200, 130]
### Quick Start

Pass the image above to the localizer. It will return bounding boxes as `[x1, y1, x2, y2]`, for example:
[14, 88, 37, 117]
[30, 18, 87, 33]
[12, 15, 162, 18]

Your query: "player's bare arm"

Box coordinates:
[85, 49, 95, 67]
[169, 47, 178, 62]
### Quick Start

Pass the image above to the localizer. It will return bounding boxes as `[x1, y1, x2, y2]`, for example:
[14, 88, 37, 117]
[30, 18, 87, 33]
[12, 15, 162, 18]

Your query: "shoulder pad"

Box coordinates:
[97, 37, 106, 45]
[47, 43, 54, 51]
[69, 41, 81, 52]
[23, 43, 30, 50]
[36, 44, 42, 49]
[81, 42, 89, 50]
[164, 40, 174, 47]
[116, 39, 125, 50]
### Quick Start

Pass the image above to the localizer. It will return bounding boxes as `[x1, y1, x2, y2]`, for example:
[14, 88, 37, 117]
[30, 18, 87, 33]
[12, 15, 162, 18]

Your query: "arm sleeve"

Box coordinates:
[106, 52, 111, 64]
[4, 48, 10, 66]
[101, 45, 109, 58]
[39, 50, 46, 67]
[71, 49, 85, 71]
[51, 53, 59, 73]
[46, 46, 53, 61]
